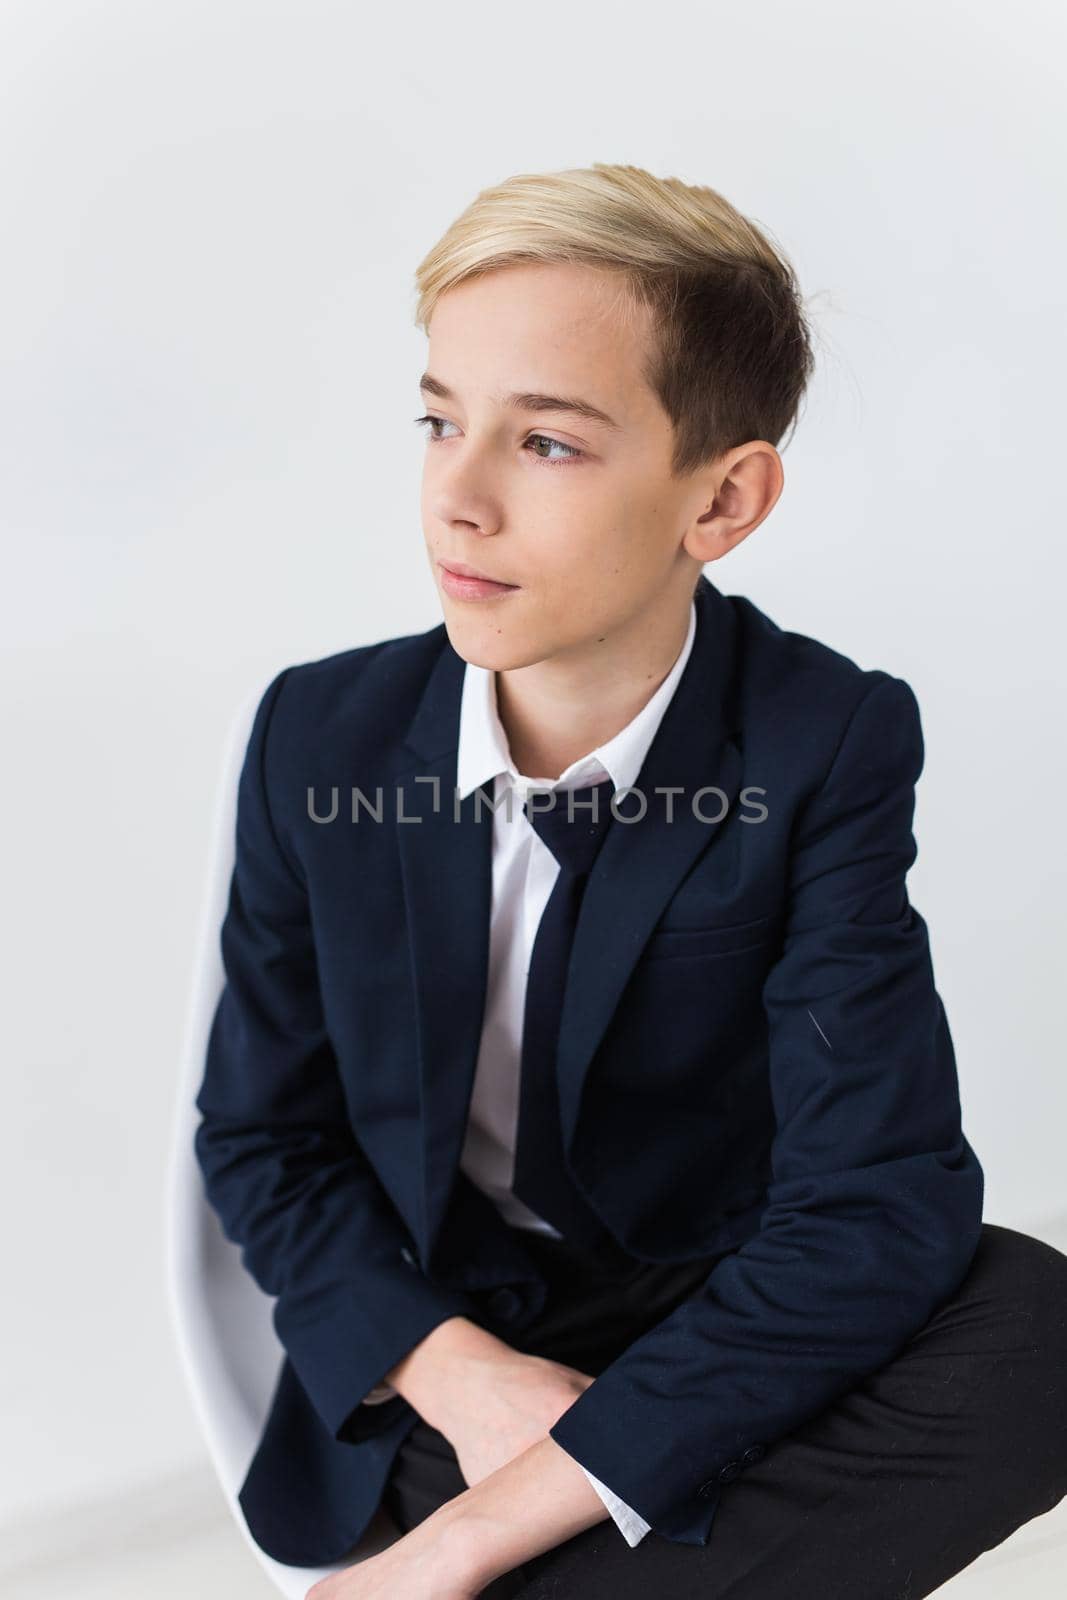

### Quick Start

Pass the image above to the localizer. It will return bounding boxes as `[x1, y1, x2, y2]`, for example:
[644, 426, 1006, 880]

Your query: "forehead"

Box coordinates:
[426, 262, 657, 421]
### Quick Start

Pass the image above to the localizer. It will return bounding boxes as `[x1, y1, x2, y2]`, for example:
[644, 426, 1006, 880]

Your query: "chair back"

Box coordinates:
[163, 689, 399, 1597]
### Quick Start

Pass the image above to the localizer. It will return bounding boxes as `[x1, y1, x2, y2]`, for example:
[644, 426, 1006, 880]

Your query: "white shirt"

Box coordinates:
[362, 596, 698, 1548]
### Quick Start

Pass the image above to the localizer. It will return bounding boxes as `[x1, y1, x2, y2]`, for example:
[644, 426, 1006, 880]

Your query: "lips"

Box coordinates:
[438, 560, 520, 602]
[439, 559, 516, 585]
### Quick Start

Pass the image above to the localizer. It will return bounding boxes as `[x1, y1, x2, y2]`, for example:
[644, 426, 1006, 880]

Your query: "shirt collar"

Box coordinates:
[456, 595, 697, 800]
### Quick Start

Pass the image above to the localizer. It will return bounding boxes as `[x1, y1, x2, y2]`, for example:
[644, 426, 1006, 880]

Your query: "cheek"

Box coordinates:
[533, 501, 661, 611]
[553, 479, 640, 550]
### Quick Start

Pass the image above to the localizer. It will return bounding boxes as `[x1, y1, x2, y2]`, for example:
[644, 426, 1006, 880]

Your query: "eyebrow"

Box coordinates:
[418, 373, 621, 432]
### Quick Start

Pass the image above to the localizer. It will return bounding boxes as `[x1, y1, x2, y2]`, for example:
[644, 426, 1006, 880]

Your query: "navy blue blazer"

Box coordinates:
[194, 571, 984, 1567]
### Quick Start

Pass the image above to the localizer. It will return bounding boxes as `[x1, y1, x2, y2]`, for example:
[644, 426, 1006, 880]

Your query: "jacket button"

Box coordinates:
[741, 1443, 766, 1465]
[487, 1286, 522, 1319]
[717, 1460, 743, 1484]
[399, 1245, 417, 1269]
[697, 1478, 718, 1499]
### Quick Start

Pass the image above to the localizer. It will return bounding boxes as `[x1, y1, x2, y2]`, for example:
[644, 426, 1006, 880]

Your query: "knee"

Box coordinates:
[997, 1226, 1067, 1325]
[971, 1228, 1067, 1501]
[980, 1225, 1067, 1390]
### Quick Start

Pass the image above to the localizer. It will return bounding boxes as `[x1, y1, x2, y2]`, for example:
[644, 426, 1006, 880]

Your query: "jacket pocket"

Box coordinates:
[641, 914, 774, 961]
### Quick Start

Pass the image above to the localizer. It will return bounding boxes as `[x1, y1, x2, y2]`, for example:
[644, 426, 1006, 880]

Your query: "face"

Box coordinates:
[418, 261, 711, 672]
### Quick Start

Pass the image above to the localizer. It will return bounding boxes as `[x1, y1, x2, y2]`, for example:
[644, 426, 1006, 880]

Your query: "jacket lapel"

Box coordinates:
[396, 574, 741, 1263]
[394, 646, 494, 1266]
[555, 581, 741, 1154]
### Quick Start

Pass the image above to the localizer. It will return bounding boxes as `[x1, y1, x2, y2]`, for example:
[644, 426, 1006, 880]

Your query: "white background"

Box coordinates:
[2, 0, 1064, 1554]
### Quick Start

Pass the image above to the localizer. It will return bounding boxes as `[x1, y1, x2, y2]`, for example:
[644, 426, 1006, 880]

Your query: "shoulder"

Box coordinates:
[721, 587, 923, 783]
[245, 616, 450, 774]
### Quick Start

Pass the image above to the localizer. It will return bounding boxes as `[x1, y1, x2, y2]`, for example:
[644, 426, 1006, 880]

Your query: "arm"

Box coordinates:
[540, 673, 984, 1543]
[371, 1314, 651, 1543]
[193, 668, 483, 1445]
[361, 1377, 650, 1541]
[418, 1434, 612, 1584]
[308, 1435, 613, 1599]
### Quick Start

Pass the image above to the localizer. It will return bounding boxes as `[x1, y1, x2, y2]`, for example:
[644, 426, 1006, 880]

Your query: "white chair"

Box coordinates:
[164, 688, 403, 1599]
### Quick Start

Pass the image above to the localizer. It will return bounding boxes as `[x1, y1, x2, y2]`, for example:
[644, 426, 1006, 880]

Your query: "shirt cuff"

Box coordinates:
[360, 1381, 400, 1405]
[577, 1462, 652, 1546]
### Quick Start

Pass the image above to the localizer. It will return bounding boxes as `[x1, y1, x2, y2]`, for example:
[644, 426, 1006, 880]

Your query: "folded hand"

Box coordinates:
[426, 1345, 595, 1487]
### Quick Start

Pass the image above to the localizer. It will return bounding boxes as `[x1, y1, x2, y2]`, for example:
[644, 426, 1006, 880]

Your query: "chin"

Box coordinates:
[442, 612, 546, 673]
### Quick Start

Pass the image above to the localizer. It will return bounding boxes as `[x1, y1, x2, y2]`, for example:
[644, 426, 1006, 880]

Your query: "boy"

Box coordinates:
[194, 163, 1067, 1598]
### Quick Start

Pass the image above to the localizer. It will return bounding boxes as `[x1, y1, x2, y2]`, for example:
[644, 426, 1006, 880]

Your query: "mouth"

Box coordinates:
[438, 560, 521, 601]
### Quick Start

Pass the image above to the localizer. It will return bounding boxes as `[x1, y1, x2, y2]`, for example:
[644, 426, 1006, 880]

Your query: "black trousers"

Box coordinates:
[381, 1222, 1067, 1599]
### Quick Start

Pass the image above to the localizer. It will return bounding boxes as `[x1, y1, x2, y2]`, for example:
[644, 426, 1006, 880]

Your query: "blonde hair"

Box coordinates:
[413, 162, 815, 477]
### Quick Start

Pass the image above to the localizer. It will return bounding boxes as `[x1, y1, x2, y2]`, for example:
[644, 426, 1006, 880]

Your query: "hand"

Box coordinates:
[425, 1345, 596, 1488]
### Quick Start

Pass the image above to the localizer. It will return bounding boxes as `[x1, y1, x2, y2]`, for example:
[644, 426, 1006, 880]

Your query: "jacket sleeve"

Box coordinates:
[548, 672, 985, 1544]
[193, 667, 481, 1445]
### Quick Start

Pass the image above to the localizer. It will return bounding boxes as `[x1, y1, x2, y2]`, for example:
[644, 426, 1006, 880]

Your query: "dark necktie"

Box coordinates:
[511, 777, 617, 1246]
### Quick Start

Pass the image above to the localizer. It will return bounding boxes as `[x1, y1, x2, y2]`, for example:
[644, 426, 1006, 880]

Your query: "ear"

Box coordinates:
[683, 443, 784, 563]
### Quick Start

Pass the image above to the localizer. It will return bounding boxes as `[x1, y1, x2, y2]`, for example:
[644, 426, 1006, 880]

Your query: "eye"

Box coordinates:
[414, 414, 459, 443]
[523, 433, 583, 465]
[413, 415, 584, 467]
